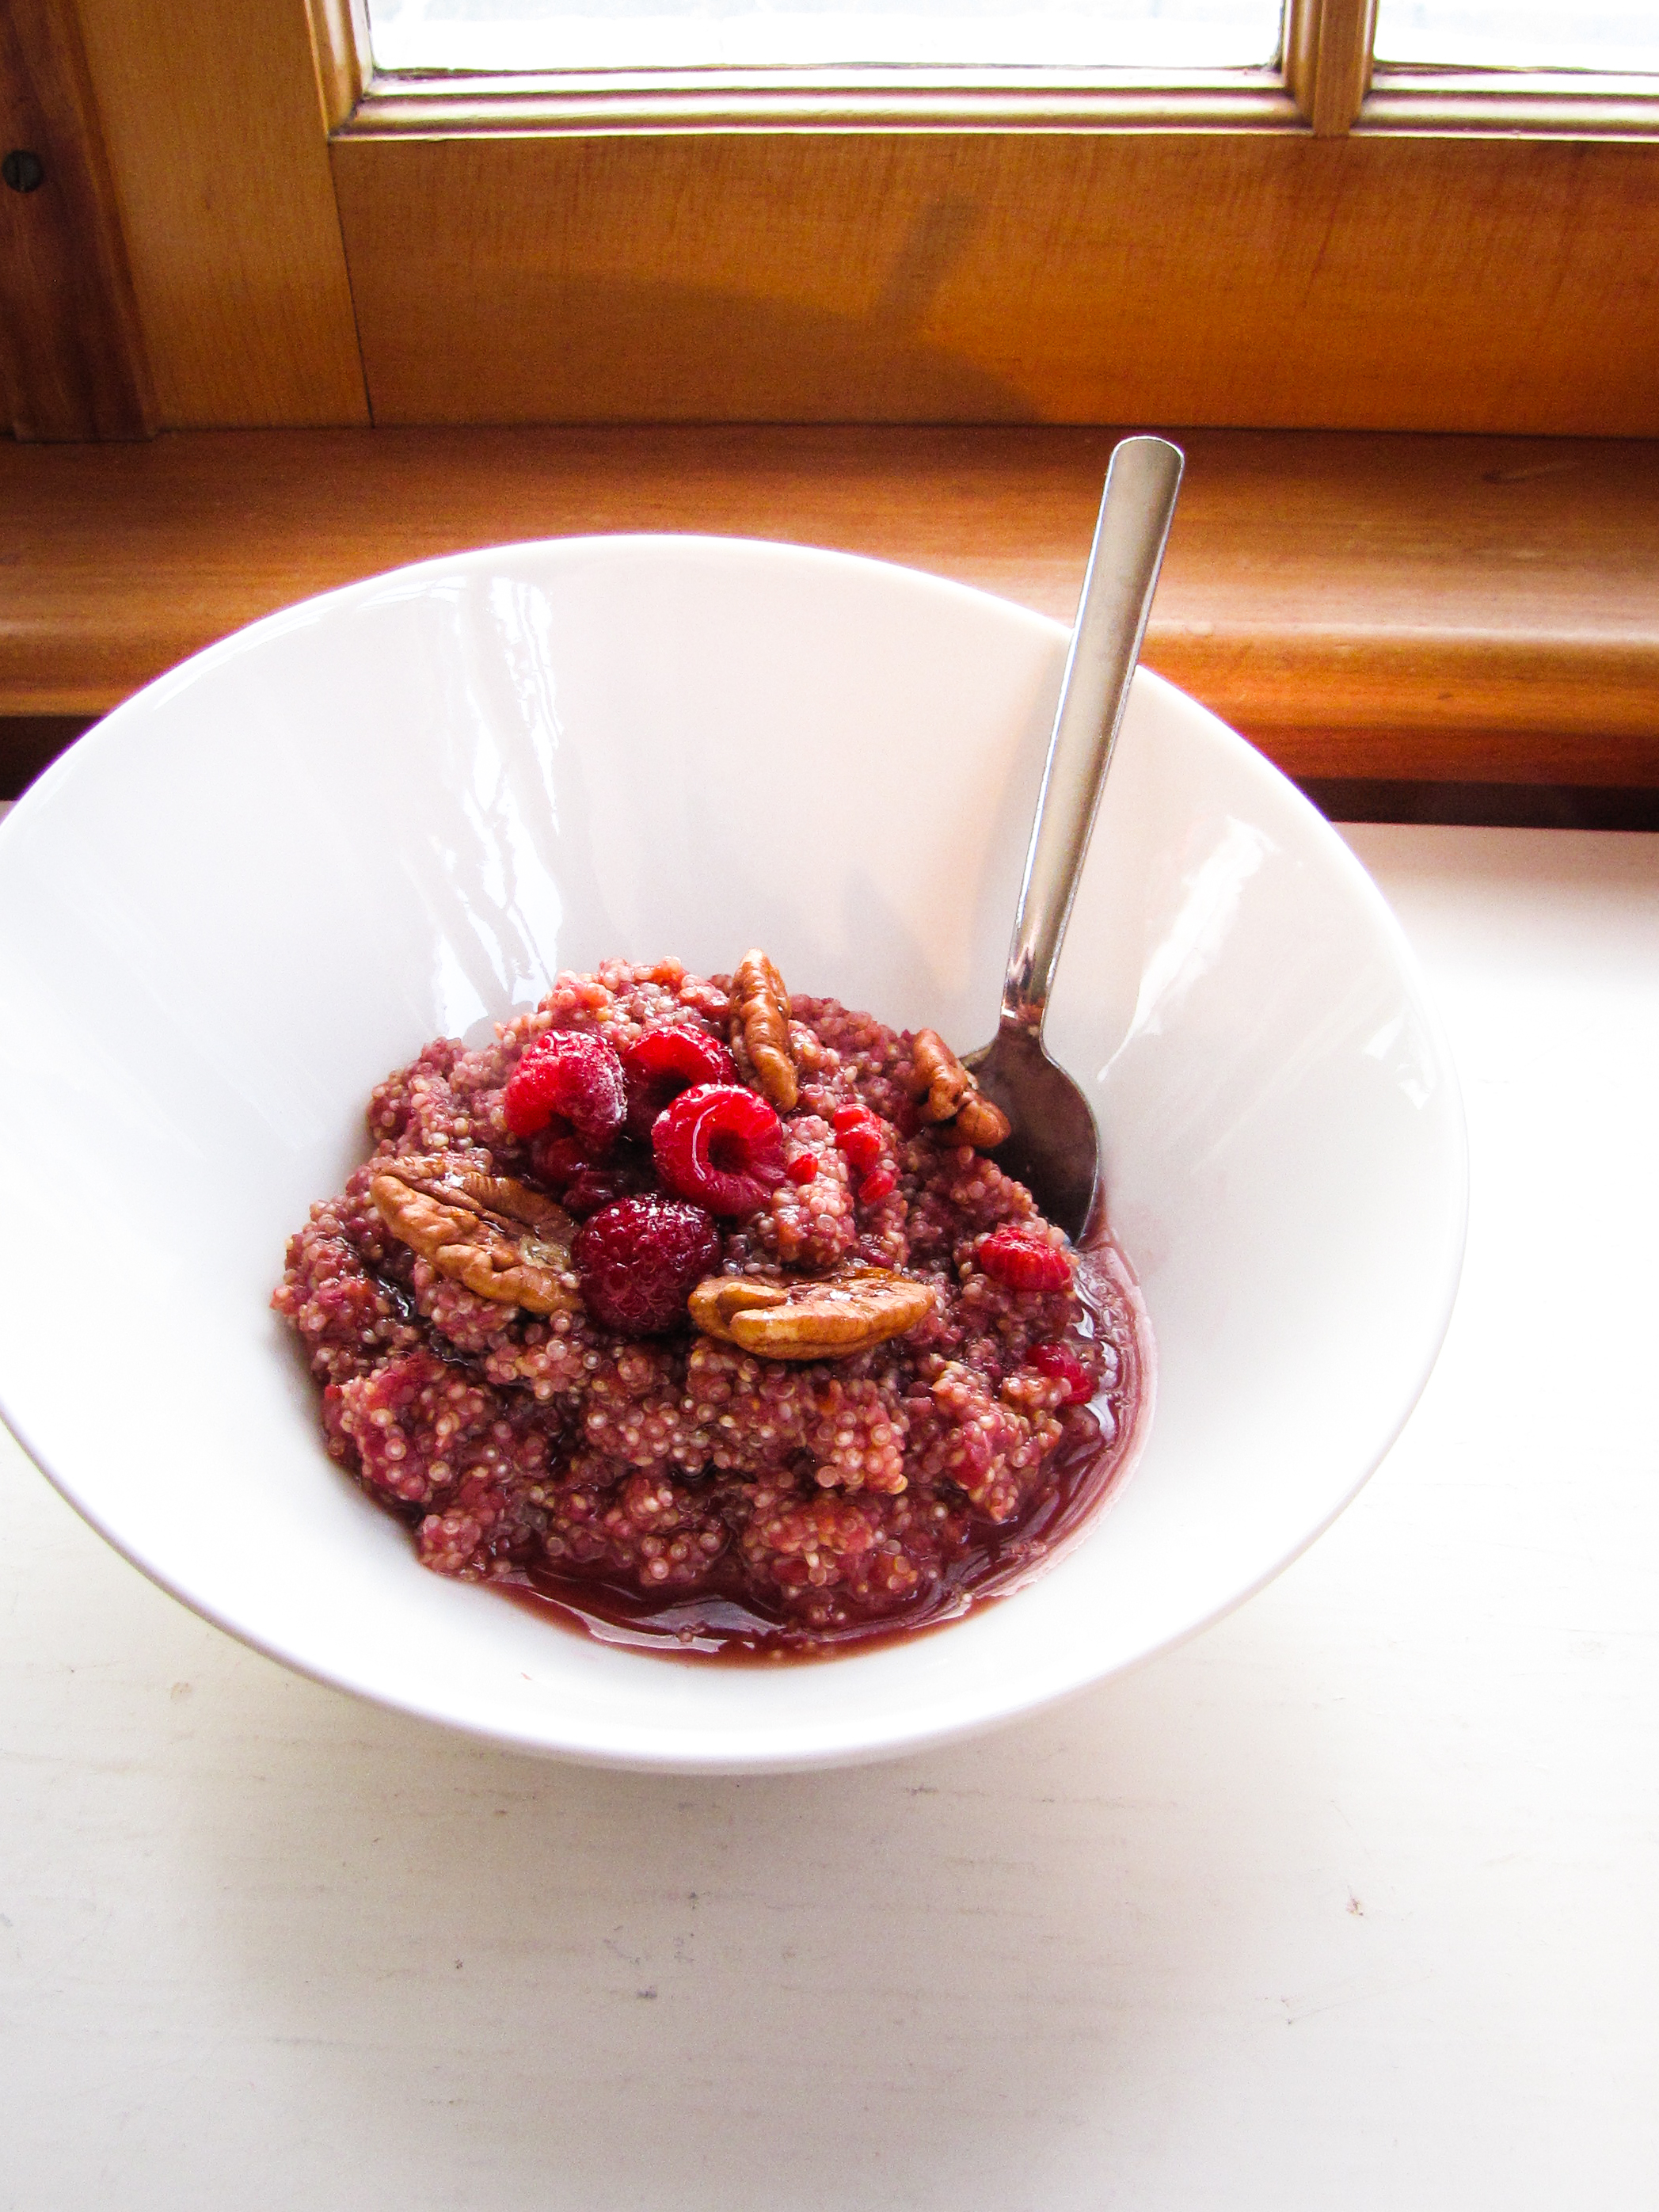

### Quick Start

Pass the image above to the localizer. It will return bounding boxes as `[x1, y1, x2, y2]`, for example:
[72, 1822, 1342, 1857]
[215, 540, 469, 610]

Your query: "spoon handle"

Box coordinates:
[999, 434, 1184, 1035]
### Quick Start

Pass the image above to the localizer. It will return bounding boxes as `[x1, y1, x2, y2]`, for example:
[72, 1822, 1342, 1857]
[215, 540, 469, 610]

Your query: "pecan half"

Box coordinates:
[371, 1155, 579, 1315]
[911, 1030, 1011, 1150]
[731, 949, 798, 1111]
[953, 1091, 1013, 1148]
[689, 1265, 935, 1361]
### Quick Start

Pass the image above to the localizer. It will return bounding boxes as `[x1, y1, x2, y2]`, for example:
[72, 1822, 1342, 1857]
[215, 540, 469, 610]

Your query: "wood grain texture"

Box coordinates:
[1, 425, 1653, 784]
[329, 131, 1659, 435]
[72, 0, 367, 427]
[0, 0, 154, 438]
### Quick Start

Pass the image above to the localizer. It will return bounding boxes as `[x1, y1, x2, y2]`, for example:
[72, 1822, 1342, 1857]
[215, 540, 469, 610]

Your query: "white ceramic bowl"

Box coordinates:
[0, 535, 1465, 1771]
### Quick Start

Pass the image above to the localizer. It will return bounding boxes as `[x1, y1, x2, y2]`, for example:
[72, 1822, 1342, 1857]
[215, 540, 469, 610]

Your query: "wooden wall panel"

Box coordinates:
[331, 130, 1659, 433]
[0, 0, 153, 438]
[72, 0, 367, 426]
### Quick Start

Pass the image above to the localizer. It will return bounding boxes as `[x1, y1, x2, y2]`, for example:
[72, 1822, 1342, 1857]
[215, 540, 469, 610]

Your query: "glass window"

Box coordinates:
[1373, 0, 1659, 75]
[367, 0, 1285, 75]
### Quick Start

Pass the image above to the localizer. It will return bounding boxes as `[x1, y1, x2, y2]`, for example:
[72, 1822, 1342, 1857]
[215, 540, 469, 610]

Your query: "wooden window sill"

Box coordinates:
[2, 424, 1655, 790]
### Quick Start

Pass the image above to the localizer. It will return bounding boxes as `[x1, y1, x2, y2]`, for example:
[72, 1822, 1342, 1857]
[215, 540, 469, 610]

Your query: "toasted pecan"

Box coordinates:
[731, 949, 798, 1111]
[689, 1265, 935, 1361]
[371, 1155, 579, 1315]
[911, 1030, 1011, 1150]
[952, 1091, 1013, 1148]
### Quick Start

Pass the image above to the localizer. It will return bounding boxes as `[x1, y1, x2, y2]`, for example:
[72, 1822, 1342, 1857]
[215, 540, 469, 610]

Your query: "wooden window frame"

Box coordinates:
[7, 0, 1659, 436]
[300, 0, 1659, 433]
[1360, 69, 1659, 138]
[322, 0, 1659, 139]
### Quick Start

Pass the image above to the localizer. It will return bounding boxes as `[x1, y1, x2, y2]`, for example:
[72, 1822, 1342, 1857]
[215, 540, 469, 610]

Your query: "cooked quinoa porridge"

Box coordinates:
[274, 954, 1149, 1658]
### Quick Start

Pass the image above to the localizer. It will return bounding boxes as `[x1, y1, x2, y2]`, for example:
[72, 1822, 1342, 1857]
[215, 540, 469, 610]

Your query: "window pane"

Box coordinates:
[1373, 0, 1659, 74]
[368, 0, 1284, 74]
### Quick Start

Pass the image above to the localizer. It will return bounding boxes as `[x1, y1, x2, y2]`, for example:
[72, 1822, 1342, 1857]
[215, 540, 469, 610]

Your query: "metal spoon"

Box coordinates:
[965, 435, 1185, 1243]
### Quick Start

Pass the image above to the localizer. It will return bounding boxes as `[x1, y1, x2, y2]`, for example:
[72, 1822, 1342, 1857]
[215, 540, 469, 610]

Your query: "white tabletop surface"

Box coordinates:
[2, 823, 1656, 2212]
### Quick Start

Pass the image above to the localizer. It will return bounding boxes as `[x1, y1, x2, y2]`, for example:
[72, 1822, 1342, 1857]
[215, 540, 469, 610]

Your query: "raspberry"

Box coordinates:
[503, 1029, 626, 1145]
[979, 1224, 1074, 1293]
[833, 1105, 886, 1174]
[622, 1025, 738, 1138]
[573, 1196, 721, 1334]
[653, 1083, 787, 1216]
[1029, 1342, 1094, 1404]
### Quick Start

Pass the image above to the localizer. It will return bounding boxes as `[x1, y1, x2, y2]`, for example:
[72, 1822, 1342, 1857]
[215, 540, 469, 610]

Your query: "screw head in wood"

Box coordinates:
[3, 150, 46, 193]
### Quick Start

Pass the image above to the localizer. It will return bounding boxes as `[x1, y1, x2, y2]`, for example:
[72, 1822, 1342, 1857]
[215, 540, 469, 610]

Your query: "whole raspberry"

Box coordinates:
[653, 1083, 787, 1216]
[1029, 1341, 1094, 1404]
[503, 1029, 626, 1146]
[979, 1224, 1074, 1293]
[573, 1196, 721, 1334]
[622, 1025, 739, 1138]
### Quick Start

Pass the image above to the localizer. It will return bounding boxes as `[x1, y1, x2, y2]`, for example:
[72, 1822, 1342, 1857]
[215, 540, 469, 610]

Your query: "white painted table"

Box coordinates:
[3, 824, 1656, 2212]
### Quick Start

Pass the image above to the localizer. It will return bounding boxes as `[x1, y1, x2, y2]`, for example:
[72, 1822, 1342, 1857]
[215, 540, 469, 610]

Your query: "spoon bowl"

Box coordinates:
[965, 1025, 1102, 1243]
